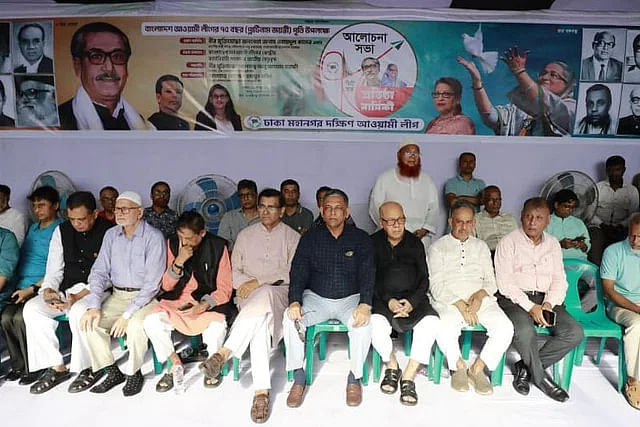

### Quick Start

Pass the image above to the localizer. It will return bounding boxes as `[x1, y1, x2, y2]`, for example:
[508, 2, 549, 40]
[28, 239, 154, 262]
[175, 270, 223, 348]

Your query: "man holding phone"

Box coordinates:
[23, 191, 113, 394]
[495, 197, 584, 402]
[143, 211, 235, 393]
[199, 188, 300, 423]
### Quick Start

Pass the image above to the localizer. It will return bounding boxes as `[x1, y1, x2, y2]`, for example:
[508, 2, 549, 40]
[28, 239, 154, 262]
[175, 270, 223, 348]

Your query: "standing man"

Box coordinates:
[444, 152, 485, 211]
[147, 74, 189, 130]
[199, 189, 300, 423]
[575, 84, 614, 135]
[472, 185, 518, 256]
[280, 179, 313, 235]
[1, 186, 61, 384]
[495, 197, 584, 402]
[98, 186, 118, 224]
[14, 23, 53, 74]
[581, 31, 623, 82]
[370, 201, 440, 405]
[144, 211, 234, 392]
[428, 201, 513, 396]
[80, 191, 165, 396]
[143, 181, 178, 238]
[601, 213, 640, 411]
[283, 189, 374, 408]
[58, 22, 149, 130]
[218, 179, 260, 251]
[369, 139, 439, 251]
[588, 155, 639, 265]
[0, 184, 29, 247]
[23, 191, 114, 394]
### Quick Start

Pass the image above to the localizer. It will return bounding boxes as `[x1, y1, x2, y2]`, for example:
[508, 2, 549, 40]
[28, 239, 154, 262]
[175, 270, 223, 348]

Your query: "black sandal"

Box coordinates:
[380, 368, 401, 394]
[156, 373, 174, 392]
[400, 379, 418, 406]
[30, 368, 72, 394]
[68, 368, 105, 393]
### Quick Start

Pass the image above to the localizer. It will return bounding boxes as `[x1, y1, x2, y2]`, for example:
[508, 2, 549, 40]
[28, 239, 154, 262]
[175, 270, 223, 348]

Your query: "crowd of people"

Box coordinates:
[1, 141, 640, 423]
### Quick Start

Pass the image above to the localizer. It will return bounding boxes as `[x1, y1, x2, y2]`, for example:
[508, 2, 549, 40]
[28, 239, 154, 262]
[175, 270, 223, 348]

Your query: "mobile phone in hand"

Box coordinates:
[270, 280, 284, 286]
[178, 303, 194, 312]
[542, 309, 556, 326]
[47, 297, 64, 305]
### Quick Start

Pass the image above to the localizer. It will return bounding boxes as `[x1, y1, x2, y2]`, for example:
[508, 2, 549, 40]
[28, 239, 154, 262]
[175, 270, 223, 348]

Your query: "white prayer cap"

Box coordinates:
[397, 138, 420, 152]
[116, 191, 142, 207]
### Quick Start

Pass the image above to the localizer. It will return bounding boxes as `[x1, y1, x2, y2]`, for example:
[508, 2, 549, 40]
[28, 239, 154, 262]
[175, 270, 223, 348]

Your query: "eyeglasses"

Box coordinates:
[431, 91, 455, 99]
[257, 204, 280, 213]
[81, 49, 130, 65]
[212, 94, 228, 100]
[238, 192, 256, 199]
[152, 190, 170, 196]
[538, 69, 567, 83]
[362, 63, 379, 71]
[114, 206, 140, 214]
[402, 150, 420, 157]
[593, 41, 615, 49]
[381, 217, 406, 226]
[18, 88, 53, 100]
[631, 97, 640, 105]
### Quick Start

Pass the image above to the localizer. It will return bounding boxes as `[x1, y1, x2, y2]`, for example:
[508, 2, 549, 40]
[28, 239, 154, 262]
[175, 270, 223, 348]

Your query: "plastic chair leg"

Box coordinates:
[490, 352, 506, 387]
[617, 339, 626, 393]
[595, 337, 607, 365]
[461, 331, 472, 360]
[362, 357, 369, 386]
[151, 344, 164, 374]
[118, 336, 127, 350]
[561, 348, 576, 391]
[574, 338, 587, 366]
[305, 326, 316, 386]
[318, 332, 328, 360]
[372, 349, 382, 383]
[431, 344, 444, 384]
[404, 330, 413, 356]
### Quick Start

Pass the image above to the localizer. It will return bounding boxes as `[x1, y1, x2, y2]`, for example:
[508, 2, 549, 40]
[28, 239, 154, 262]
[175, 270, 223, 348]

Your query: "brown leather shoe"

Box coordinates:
[287, 384, 306, 408]
[250, 392, 270, 423]
[346, 383, 362, 407]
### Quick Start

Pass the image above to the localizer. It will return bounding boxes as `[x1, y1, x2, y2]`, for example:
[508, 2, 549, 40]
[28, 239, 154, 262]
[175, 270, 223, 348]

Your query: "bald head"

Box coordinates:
[379, 201, 404, 219]
[379, 201, 406, 244]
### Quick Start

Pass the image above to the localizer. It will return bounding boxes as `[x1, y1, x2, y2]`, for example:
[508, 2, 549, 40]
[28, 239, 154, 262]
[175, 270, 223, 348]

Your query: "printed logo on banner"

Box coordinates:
[320, 22, 417, 118]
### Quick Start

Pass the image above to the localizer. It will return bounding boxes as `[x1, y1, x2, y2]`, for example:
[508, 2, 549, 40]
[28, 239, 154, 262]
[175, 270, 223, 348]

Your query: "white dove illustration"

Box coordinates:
[462, 24, 498, 74]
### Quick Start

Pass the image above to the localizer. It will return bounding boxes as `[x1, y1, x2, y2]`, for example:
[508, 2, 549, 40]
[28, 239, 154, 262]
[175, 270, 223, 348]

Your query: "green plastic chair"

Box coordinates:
[563, 258, 626, 392]
[293, 320, 369, 386]
[371, 330, 413, 383]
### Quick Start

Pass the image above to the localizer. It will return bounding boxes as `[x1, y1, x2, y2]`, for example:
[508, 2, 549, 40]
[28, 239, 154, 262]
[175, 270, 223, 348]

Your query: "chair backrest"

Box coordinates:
[563, 258, 606, 320]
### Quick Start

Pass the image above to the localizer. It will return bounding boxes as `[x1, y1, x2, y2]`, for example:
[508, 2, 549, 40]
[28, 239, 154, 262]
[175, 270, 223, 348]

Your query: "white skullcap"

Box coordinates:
[116, 191, 142, 207]
[397, 138, 420, 152]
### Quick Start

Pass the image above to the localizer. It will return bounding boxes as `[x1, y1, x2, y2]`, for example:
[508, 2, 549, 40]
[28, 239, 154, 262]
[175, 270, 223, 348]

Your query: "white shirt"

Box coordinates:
[369, 167, 439, 235]
[590, 181, 639, 227]
[214, 117, 235, 133]
[0, 207, 29, 247]
[592, 57, 609, 81]
[40, 226, 64, 291]
[427, 234, 497, 306]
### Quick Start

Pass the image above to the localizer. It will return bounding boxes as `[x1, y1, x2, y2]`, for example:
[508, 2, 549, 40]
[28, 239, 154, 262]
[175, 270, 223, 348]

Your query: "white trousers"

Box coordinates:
[370, 313, 440, 366]
[282, 290, 371, 379]
[224, 313, 273, 390]
[609, 306, 640, 379]
[434, 298, 514, 371]
[23, 284, 91, 372]
[143, 311, 227, 365]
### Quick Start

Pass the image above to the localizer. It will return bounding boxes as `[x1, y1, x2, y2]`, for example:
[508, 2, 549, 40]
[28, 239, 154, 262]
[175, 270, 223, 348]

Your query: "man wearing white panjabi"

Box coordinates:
[369, 138, 439, 252]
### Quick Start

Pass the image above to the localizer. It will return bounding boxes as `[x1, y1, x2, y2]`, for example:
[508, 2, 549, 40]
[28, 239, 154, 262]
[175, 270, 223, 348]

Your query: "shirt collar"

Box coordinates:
[24, 55, 43, 72]
[518, 227, 546, 245]
[456, 174, 474, 182]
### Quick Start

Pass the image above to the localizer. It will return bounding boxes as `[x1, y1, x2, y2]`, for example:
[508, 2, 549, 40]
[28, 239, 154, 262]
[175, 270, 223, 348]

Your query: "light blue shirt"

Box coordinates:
[14, 219, 62, 289]
[444, 175, 485, 211]
[601, 239, 640, 304]
[86, 221, 166, 318]
[0, 227, 20, 309]
[545, 213, 590, 260]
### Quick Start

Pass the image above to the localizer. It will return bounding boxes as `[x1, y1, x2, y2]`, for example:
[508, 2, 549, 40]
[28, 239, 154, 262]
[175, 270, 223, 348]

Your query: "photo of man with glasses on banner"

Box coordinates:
[581, 29, 624, 82]
[58, 21, 150, 130]
[14, 74, 59, 127]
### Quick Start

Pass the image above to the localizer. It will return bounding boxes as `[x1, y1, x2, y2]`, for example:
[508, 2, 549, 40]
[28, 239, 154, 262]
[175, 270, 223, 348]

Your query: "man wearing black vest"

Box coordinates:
[23, 191, 114, 394]
[143, 211, 235, 393]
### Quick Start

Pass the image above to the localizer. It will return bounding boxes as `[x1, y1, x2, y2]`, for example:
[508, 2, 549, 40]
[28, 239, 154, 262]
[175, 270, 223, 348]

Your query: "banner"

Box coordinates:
[0, 16, 639, 139]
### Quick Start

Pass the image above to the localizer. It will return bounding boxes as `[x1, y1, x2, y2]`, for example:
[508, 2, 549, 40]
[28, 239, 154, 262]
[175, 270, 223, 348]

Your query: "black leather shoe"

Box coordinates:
[538, 374, 569, 402]
[512, 361, 530, 396]
[90, 365, 126, 393]
[5, 369, 23, 381]
[19, 369, 44, 385]
[122, 370, 144, 397]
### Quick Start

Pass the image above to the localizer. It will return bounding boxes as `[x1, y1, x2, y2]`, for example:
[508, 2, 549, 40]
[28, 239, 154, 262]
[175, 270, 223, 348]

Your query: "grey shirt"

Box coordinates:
[217, 208, 260, 251]
[281, 205, 314, 234]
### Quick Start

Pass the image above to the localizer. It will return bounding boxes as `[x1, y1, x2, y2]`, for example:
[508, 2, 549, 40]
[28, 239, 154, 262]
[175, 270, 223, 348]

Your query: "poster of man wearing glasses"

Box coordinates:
[580, 28, 626, 83]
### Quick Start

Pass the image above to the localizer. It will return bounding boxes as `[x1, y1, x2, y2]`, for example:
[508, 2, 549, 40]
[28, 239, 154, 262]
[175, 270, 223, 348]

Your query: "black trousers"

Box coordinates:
[497, 293, 584, 386]
[0, 303, 28, 372]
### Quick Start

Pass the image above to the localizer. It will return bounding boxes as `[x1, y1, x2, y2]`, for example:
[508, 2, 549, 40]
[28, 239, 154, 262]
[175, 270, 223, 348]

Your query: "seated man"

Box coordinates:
[199, 189, 300, 423]
[280, 179, 314, 234]
[472, 185, 518, 256]
[80, 191, 166, 396]
[371, 201, 440, 405]
[23, 191, 114, 394]
[283, 189, 374, 408]
[546, 189, 590, 260]
[495, 197, 584, 402]
[428, 201, 513, 396]
[143, 181, 178, 238]
[588, 155, 639, 265]
[444, 152, 485, 211]
[144, 211, 235, 393]
[1, 185, 61, 385]
[601, 213, 640, 411]
[218, 179, 260, 251]
[98, 186, 118, 224]
[0, 227, 19, 314]
[0, 184, 29, 247]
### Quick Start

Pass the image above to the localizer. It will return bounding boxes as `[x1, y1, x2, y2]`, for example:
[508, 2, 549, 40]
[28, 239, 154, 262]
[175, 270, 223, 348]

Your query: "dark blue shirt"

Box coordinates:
[289, 224, 375, 305]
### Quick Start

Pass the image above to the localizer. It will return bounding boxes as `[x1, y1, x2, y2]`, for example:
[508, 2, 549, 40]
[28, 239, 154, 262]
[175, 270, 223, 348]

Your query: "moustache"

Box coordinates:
[96, 73, 121, 82]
